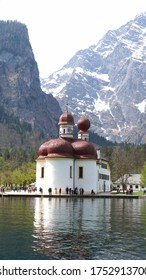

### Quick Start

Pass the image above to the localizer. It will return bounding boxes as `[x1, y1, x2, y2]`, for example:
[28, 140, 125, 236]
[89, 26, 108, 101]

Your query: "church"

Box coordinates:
[36, 110, 111, 195]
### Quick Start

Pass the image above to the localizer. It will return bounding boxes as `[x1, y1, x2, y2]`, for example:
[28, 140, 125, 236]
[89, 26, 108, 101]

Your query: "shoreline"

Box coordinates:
[0, 191, 143, 199]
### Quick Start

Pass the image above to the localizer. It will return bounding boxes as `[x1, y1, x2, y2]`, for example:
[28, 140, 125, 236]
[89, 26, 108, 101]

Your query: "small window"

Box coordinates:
[41, 167, 44, 178]
[101, 163, 107, 169]
[70, 166, 72, 178]
[79, 166, 83, 178]
[99, 173, 109, 180]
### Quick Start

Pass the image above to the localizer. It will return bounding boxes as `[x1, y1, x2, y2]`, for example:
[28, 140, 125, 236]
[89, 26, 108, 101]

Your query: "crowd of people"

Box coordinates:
[39, 186, 86, 195]
[0, 185, 96, 195]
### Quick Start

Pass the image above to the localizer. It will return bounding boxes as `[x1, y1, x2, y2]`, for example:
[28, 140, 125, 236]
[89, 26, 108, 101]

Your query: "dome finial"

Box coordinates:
[81, 106, 86, 116]
[66, 101, 68, 112]
[65, 93, 68, 112]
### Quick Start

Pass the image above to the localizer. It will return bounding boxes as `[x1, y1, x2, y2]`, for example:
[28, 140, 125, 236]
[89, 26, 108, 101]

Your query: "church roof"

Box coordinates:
[58, 111, 74, 125]
[77, 115, 90, 132]
[38, 138, 74, 158]
[38, 138, 97, 159]
[71, 139, 97, 159]
[38, 110, 97, 160]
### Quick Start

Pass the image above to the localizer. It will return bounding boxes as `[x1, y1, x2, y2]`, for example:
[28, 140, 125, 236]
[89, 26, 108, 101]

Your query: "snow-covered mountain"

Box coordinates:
[41, 12, 146, 144]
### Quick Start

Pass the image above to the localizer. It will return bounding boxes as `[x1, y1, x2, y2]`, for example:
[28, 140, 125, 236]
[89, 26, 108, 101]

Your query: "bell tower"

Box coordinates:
[77, 113, 90, 141]
[58, 106, 74, 138]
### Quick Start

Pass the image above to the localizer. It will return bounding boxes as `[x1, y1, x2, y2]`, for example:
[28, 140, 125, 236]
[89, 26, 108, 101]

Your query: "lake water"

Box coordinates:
[0, 196, 146, 260]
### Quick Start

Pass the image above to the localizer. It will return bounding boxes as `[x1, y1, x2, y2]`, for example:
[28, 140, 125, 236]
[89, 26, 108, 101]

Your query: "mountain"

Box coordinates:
[41, 12, 146, 144]
[0, 20, 62, 151]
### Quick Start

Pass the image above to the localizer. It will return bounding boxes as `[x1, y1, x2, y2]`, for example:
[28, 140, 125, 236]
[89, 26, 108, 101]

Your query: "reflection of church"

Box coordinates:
[36, 110, 111, 194]
[33, 197, 111, 259]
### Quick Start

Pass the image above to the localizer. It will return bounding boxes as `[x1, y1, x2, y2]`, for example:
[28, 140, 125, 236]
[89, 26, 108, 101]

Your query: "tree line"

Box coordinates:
[101, 143, 146, 189]
[0, 148, 37, 187]
[1, 143, 146, 188]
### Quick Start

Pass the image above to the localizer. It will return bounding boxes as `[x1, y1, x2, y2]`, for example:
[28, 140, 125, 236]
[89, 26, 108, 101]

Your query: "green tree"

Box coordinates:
[111, 146, 132, 192]
[12, 162, 36, 186]
[0, 157, 10, 185]
[140, 162, 146, 187]
[20, 162, 36, 184]
[12, 169, 26, 186]
[1, 170, 13, 186]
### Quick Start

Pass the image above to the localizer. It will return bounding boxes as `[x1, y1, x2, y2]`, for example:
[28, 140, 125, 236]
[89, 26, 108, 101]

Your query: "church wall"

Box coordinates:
[97, 161, 111, 192]
[36, 158, 74, 194]
[36, 159, 46, 190]
[74, 159, 97, 193]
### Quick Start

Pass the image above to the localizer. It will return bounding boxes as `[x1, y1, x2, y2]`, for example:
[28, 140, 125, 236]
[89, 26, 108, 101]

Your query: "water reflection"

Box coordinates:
[0, 197, 35, 259]
[0, 197, 146, 259]
[33, 198, 146, 259]
[33, 198, 111, 259]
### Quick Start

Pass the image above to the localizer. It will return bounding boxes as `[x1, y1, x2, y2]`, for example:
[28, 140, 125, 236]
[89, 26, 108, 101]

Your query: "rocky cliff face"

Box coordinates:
[0, 21, 62, 150]
[41, 12, 146, 144]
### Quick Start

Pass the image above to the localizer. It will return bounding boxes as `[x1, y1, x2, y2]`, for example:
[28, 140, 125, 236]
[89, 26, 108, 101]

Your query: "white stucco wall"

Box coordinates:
[97, 162, 111, 192]
[74, 159, 97, 193]
[36, 158, 74, 194]
[36, 159, 46, 190]
[36, 158, 111, 194]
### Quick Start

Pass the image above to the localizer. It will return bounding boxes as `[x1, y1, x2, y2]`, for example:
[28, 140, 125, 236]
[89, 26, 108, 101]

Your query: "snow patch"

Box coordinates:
[75, 67, 110, 82]
[102, 86, 114, 91]
[94, 95, 110, 112]
[135, 99, 146, 113]
[49, 83, 66, 97]
[89, 72, 109, 82]
[75, 67, 84, 74]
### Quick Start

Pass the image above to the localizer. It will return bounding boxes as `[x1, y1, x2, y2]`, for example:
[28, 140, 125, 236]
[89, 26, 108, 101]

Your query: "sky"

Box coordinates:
[0, 0, 146, 77]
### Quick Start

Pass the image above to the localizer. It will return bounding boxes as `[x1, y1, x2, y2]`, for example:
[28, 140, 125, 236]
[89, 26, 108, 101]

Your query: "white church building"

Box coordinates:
[36, 110, 111, 195]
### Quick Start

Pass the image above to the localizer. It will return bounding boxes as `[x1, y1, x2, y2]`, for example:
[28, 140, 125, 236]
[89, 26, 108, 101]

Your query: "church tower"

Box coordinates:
[58, 109, 74, 138]
[77, 114, 90, 141]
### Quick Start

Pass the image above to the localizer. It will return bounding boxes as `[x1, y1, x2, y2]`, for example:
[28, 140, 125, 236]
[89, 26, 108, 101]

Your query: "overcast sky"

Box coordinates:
[0, 0, 146, 77]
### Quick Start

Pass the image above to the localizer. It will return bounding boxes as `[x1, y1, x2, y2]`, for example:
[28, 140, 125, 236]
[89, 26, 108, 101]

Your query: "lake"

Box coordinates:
[0, 196, 146, 260]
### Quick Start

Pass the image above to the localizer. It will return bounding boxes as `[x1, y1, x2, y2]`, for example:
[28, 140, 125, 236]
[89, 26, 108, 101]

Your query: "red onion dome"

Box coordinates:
[77, 116, 90, 131]
[38, 138, 74, 158]
[38, 142, 48, 157]
[72, 140, 97, 159]
[58, 111, 74, 125]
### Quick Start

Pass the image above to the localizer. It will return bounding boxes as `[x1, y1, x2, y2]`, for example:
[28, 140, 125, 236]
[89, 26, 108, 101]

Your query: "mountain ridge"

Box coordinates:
[41, 11, 146, 144]
[0, 20, 62, 151]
